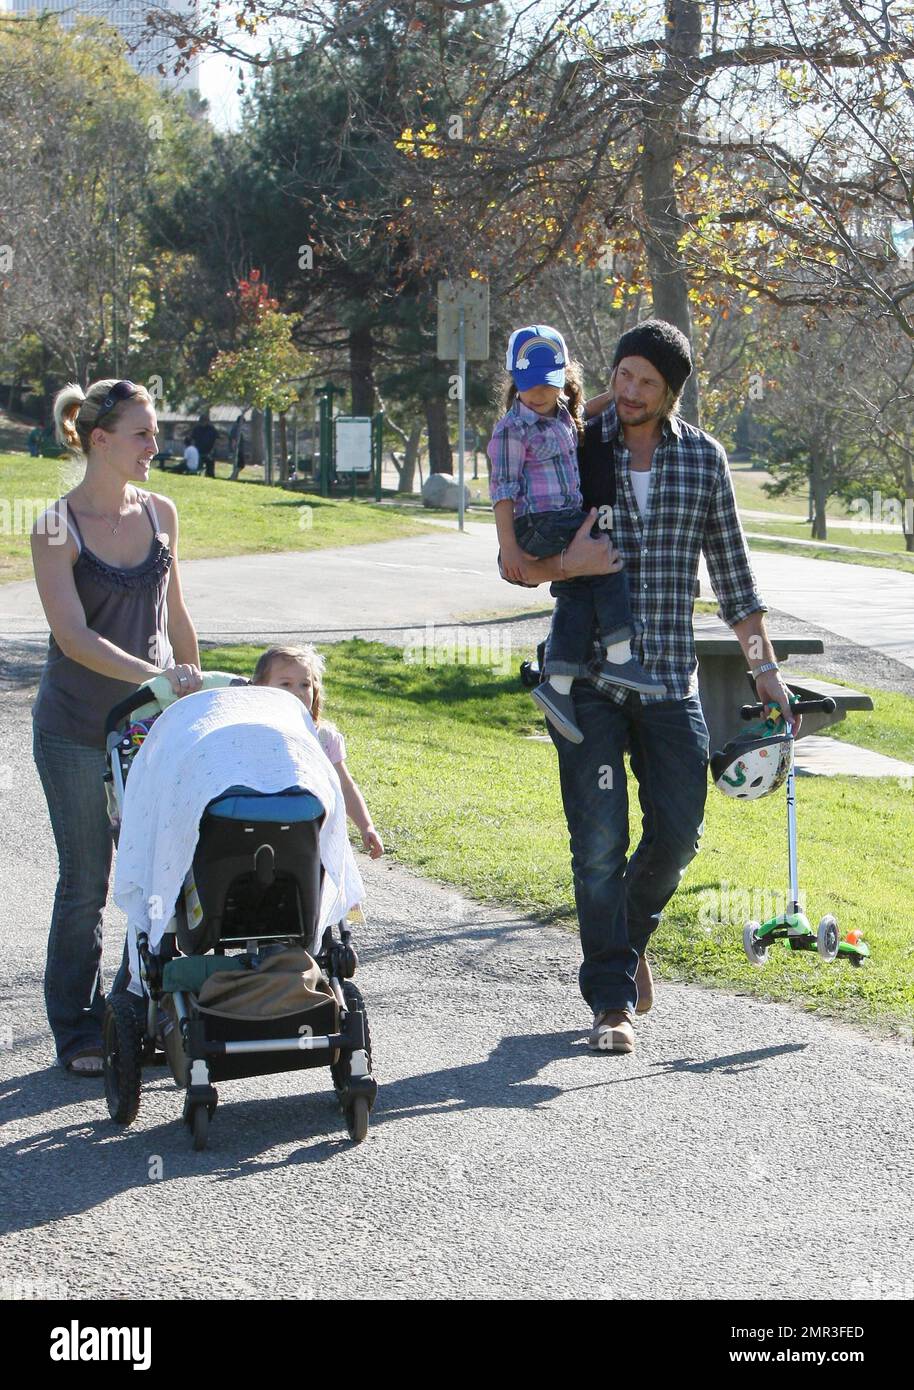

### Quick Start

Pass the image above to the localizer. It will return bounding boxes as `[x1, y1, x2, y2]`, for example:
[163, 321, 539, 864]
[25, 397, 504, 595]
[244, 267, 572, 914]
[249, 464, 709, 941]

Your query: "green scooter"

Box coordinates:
[736, 697, 870, 968]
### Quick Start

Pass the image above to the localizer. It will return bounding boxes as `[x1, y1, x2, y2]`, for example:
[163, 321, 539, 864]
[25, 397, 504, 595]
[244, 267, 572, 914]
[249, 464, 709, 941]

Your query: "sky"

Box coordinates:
[198, 46, 246, 130]
[196, 16, 306, 131]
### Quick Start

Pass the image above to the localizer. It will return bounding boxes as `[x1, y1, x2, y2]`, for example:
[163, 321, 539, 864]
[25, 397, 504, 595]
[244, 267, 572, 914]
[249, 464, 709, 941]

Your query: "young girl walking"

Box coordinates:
[252, 644, 384, 859]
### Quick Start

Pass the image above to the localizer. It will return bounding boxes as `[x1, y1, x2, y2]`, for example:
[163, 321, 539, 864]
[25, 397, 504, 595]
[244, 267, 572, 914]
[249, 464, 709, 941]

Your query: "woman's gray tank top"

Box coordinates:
[32, 492, 174, 749]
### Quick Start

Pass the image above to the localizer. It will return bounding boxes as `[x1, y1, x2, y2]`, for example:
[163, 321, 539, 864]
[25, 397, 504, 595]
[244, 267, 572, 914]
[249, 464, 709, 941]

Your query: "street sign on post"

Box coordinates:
[437, 279, 490, 533]
[436, 280, 489, 361]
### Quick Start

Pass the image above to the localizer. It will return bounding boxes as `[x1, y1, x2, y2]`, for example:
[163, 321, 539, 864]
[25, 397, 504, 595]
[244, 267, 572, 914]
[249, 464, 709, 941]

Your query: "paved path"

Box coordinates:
[793, 736, 914, 779]
[1, 682, 912, 1301]
[2, 529, 912, 672]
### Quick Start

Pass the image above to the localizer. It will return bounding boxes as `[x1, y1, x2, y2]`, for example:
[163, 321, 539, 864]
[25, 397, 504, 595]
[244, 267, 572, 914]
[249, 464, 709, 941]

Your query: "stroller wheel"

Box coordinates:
[817, 914, 840, 962]
[191, 1105, 209, 1152]
[743, 921, 770, 968]
[103, 996, 142, 1125]
[331, 981, 373, 1096]
[345, 1095, 370, 1144]
[519, 659, 541, 690]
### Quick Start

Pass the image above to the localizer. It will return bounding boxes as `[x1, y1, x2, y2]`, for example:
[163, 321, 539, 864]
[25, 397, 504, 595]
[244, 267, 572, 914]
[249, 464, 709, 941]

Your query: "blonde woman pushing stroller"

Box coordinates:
[30, 379, 204, 1076]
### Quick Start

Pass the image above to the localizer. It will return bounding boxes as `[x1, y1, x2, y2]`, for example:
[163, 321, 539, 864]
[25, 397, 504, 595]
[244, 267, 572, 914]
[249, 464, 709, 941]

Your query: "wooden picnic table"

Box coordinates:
[694, 614, 873, 751]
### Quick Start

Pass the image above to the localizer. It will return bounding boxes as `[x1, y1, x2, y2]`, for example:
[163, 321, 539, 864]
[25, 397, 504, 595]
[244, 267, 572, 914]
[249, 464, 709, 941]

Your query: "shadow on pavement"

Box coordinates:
[0, 1035, 807, 1232]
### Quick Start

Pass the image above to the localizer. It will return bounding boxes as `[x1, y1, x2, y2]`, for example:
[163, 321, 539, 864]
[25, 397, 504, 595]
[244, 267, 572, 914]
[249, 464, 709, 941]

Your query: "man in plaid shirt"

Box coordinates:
[503, 320, 798, 1054]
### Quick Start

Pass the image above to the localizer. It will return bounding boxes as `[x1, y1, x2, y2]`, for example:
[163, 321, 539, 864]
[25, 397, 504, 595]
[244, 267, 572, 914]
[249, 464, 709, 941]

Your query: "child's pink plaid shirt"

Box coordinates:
[487, 399, 583, 517]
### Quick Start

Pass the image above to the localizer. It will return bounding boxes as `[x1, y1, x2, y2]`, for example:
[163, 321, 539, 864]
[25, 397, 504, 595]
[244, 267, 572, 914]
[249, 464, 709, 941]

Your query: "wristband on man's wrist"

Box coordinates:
[752, 660, 780, 678]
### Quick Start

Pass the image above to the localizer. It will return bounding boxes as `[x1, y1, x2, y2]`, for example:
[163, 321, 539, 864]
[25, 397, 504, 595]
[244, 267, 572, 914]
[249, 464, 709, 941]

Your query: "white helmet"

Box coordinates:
[710, 732, 792, 800]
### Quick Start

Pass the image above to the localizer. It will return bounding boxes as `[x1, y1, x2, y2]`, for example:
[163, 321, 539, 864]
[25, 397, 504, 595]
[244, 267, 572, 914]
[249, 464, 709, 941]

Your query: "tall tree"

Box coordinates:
[0, 15, 199, 408]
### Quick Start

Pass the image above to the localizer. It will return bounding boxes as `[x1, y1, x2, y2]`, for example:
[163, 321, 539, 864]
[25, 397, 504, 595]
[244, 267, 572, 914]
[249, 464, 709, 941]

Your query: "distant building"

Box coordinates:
[2, 1, 200, 91]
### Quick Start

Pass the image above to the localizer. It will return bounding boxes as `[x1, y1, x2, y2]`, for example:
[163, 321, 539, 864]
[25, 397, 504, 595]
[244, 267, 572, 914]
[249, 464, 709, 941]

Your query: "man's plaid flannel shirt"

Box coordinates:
[580, 403, 766, 704]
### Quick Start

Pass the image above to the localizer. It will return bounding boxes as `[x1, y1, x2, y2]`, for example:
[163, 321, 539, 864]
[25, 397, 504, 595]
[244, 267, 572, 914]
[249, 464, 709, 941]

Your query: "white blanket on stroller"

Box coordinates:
[112, 686, 365, 994]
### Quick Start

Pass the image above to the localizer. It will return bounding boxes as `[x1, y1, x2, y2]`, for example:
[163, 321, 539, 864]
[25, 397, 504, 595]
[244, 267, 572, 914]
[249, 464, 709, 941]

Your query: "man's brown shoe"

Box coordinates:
[635, 954, 654, 1015]
[588, 1010, 635, 1053]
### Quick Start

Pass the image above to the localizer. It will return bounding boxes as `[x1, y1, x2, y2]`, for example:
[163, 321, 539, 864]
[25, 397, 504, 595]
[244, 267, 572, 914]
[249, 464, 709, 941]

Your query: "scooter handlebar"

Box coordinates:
[740, 697, 836, 720]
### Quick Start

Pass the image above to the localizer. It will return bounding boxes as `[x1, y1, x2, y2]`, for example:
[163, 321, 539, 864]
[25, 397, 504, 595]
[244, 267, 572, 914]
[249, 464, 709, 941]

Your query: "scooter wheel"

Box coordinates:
[743, 921, 769, 967]
[817, 914, 839, 962]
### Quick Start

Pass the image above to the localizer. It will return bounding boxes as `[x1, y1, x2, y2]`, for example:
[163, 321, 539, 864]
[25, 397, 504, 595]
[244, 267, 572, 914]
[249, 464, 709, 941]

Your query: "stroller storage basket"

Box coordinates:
[195, 996, 341, 1083]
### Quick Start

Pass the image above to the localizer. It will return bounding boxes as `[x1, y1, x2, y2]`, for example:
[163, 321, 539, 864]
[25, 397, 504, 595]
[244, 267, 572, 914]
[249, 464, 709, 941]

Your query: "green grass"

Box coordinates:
[727, 461, 869, 522]
[788, 675, 914, 765]
[747, 515, 914, 556]
[748, 534, 914, 575]
[728, 463, 820, 518]
[202, 639, 914, 1039]
[0, 453, 440, 583]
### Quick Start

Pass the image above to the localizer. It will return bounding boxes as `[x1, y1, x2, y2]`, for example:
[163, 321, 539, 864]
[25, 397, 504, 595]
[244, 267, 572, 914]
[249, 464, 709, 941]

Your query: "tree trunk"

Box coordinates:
[278, 411, 289, 485]
[810, 445, 829, 540]
[349, 323, 375, 416]
[638, 0, 702, 425]
[398, 421, 423, 493]
[425, 395, 453, 474]
[40, 343, 57, 428]
[905, 454, 914, 553]
[250, 408, 265, 471]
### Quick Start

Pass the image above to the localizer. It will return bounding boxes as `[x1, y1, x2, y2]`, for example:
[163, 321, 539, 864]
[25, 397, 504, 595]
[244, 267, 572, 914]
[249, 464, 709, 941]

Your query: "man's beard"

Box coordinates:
[614, 396, 664, 427]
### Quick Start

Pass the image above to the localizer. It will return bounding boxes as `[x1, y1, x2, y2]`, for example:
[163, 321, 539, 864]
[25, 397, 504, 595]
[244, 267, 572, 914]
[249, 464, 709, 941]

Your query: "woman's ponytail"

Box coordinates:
[53, 383, 87, 452]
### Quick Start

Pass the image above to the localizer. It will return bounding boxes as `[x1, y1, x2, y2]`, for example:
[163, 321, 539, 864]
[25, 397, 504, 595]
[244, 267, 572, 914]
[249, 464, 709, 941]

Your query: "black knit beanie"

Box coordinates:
[612, 319, 693, 394]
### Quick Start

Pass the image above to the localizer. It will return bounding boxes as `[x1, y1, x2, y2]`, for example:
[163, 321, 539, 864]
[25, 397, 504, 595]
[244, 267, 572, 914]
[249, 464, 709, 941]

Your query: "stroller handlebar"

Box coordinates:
[104, 671, 248, 737]
[740, 697, 836, 720]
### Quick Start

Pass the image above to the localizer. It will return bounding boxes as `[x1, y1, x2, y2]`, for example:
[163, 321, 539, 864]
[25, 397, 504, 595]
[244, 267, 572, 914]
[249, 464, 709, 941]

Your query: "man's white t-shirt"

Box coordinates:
[629, 467, 651, 518]
[184, 443, 200, 473]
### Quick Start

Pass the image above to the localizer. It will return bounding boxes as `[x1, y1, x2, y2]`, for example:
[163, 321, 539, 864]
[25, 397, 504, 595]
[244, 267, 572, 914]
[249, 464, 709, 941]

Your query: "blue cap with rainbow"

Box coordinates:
[506, 325, 568, 389]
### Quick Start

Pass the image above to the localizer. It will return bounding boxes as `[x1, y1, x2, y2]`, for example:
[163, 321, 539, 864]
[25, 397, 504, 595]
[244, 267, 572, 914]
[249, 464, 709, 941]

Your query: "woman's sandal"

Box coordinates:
[65, 1048, 104, 1078]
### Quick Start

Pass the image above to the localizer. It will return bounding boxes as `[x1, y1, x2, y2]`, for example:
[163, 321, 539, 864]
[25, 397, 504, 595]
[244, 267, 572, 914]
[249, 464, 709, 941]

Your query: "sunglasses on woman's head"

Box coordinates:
[93, 380, 138, 428]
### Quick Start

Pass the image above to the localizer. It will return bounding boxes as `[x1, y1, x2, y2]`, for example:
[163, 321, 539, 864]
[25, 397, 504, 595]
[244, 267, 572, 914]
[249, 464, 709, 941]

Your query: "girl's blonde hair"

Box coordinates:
[53, 379, 154, 457]
[252, 643, 326, 724]
[501, 358, 587, 440]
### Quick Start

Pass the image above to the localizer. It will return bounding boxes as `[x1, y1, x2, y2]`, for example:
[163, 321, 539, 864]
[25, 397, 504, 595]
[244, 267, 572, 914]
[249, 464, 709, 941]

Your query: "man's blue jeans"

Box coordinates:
[32, 725, 132, 1066]
[547, 684, 710, 1016]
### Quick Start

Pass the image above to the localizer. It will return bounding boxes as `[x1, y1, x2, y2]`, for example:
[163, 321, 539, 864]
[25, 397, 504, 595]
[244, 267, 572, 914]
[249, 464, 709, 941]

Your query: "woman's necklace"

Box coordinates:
[77, 491, 134, 536]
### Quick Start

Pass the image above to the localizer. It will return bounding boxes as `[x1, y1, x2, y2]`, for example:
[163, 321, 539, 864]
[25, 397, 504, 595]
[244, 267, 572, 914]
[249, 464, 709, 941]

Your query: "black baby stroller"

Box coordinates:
[102, 673, 377, 1148]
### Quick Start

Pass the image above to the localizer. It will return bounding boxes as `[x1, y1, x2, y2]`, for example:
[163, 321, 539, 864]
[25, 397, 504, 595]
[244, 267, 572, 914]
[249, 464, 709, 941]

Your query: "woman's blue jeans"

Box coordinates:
[548, 684, 710, 1017]
[32, 724, 132, 1066]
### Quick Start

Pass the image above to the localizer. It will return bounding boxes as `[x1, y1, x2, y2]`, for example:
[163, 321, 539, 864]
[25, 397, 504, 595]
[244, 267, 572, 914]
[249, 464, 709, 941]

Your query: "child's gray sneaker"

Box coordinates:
[596, 657, 667, 697]
[532, 685, 584, 743]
